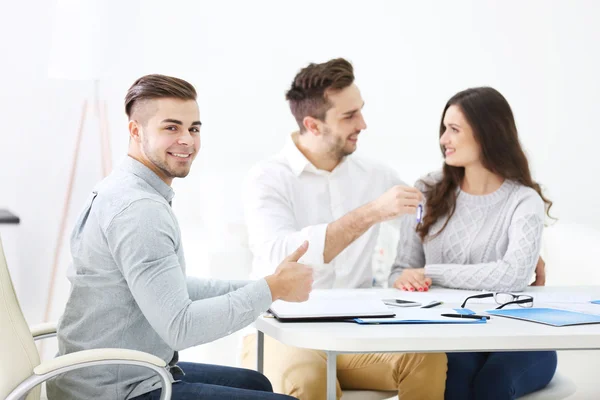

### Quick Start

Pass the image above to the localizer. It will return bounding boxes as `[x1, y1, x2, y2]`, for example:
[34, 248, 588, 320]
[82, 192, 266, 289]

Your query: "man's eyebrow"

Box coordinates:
[161, 119, 202, 126]
[161, 119, 183, 125]
[342, 102, 365, 116]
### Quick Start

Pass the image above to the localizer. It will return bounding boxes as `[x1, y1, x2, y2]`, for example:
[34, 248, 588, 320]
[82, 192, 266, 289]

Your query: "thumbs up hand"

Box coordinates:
[265, 241, 314, 302]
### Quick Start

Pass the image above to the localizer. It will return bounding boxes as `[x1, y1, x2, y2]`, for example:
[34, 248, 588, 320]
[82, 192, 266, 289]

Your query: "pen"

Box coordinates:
[441, 313, 490, 320]
[422, 301, 442, 309]
[416, 204, 423, 223]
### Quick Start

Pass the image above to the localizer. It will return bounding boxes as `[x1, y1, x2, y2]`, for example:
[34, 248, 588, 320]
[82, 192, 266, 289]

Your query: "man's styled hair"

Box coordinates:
[124, 74, 197, 120]
[285, 58, 355, 132]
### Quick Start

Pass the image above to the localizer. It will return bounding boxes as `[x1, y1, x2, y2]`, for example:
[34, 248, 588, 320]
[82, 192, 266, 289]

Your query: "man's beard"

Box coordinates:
[143, 140, 191, 179]
[322, 126, 356, 160]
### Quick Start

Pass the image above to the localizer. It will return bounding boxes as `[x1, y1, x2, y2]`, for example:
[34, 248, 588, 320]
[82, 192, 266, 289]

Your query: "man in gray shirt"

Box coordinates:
[46, 74, 311, 400]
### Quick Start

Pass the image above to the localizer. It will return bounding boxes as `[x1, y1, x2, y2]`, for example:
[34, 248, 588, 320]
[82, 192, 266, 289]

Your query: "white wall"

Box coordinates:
[1, 0, 599, 365]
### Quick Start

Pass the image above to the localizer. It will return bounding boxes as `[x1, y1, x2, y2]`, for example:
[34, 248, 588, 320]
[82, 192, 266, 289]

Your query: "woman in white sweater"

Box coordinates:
[389, 87, 556, 400]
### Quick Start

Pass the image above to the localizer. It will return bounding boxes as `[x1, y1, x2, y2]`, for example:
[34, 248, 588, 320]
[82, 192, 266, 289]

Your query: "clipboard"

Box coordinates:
[268, 297, 395, 322]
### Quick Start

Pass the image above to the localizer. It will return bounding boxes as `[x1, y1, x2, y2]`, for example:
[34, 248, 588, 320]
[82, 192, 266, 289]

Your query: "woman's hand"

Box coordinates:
[530, 256, 546, 286]
[393, 268, 432, 292]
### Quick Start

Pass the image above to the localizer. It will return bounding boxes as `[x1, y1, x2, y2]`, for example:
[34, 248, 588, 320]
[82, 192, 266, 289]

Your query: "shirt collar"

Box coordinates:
[282, 134, 349, 177]
[119, 156, 175, 203]
[283, 136, 312, 176]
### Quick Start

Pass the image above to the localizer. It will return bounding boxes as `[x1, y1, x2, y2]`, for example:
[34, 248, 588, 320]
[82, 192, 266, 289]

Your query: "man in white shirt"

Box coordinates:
[241, 58, 447, 400]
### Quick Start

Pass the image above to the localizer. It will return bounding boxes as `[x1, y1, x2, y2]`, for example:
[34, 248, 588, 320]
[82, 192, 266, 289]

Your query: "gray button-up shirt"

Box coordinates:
[47, 156, 273, 400]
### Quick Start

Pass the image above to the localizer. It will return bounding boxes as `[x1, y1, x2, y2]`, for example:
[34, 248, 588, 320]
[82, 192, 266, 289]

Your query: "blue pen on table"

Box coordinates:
[441, 313, 490, 320]
[416, 204, 423, 223]
[421, 301, 443, 309]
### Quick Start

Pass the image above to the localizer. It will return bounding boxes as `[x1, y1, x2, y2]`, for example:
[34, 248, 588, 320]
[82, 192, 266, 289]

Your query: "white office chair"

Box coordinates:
[541, 221, 600, 286]
[0, 236, 173, 400]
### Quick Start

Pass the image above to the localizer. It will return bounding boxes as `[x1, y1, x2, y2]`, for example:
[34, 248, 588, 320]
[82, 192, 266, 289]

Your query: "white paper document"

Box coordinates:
[269, 291, 393, 321]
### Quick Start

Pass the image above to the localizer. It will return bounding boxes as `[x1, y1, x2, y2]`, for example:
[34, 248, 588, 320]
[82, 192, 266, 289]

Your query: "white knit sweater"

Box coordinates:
[388, 173, 545, 292]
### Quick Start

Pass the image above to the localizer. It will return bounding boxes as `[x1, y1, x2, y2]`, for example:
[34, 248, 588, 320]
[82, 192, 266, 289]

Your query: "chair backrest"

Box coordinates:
[541, 222, 600, 286]
[0, 236, 41, 400]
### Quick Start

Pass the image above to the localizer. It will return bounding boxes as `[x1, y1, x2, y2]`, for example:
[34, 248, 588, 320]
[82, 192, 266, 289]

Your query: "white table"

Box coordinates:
[255, 287, 600, 400]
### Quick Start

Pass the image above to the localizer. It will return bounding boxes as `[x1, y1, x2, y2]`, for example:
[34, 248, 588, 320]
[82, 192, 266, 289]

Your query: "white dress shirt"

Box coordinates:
[243, 136, 405, 289]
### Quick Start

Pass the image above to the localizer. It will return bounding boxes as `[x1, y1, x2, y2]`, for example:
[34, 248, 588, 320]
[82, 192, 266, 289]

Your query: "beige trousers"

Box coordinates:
[241, 333, 447, 400]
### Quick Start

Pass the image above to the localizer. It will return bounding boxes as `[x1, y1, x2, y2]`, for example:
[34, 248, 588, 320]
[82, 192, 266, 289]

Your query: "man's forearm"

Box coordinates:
[186, 277, 251, 301]
[323, 201, 380, 263]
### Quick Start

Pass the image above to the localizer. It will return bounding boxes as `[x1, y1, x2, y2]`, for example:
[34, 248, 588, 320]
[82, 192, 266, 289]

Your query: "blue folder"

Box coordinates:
[353, 317, 486, 325]
[486, 307, 600, 327]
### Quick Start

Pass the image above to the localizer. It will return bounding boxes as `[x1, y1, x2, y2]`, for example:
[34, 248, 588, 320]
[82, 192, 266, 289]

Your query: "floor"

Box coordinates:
[557, 350, 600, 399]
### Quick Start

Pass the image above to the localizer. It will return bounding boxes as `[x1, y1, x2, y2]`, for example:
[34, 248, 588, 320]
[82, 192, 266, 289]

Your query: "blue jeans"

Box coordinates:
[131, 362, 297, 400]
[445, 351, 557, 400]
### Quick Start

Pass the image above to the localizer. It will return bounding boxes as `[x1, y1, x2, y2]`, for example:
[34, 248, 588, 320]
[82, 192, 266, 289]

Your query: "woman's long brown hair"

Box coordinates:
[417, 87, 553, 241]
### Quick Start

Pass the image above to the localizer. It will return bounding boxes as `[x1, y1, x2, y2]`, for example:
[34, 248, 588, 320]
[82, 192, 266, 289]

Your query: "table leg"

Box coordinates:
[326, 351, 337, 400]
[257, 330, 264, 373]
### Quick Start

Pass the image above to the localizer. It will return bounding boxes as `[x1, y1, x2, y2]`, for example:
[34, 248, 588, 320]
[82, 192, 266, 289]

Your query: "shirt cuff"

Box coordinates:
[298, 223, 328, 265]
[247, 278, 275, 314]
[388, 270, 402, 288]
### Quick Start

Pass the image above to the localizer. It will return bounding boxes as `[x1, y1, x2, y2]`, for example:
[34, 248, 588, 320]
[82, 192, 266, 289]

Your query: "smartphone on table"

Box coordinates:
[382, 299, 422, 307]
